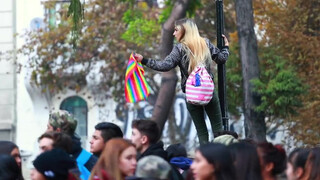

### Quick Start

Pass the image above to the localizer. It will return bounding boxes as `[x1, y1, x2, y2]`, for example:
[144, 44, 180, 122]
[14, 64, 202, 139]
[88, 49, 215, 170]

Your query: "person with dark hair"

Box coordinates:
[38, 132, 73, 153]
[257, 142, 287, 180]
[301, 147, 320, 180]
[190, 143, 236, 180]
[229, 142, 263, 180]
[166, 143, 187, 160]
[130, 119, 167, 160]
[0, 141, 22, 168]
[131, 120, 184, 180]
[286, 148, 310, 180]
[134, 18, 230, 144]
[0, 141, 24, 180]
[90, 122, 123, 157]
[238, 138, 256, 145]
[46, 110, 97, 180]
[166, 143, 192, 177]
[0, 154, 22, 180]
[31, 148, 78, 180]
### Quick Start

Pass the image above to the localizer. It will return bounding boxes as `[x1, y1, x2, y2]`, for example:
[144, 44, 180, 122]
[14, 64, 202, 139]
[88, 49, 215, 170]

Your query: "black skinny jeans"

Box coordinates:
[186, 92, 223, 144]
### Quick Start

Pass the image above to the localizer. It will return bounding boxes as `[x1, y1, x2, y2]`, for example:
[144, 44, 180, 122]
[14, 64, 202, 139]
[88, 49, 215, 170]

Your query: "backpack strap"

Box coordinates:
[76, 149, 92, 180]
[77, 149, 91, 165]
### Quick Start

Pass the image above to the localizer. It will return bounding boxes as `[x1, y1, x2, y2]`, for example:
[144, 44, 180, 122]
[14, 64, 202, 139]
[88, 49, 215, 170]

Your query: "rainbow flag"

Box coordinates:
[125, 53, 150, 103]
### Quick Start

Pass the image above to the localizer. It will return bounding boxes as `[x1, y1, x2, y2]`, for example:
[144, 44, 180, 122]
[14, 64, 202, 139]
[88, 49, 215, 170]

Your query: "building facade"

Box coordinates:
[0, 0, 17, 141]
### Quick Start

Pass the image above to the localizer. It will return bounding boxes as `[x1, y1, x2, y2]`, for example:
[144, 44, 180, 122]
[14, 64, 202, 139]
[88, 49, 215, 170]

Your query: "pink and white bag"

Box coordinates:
[186, 65, 214, 105]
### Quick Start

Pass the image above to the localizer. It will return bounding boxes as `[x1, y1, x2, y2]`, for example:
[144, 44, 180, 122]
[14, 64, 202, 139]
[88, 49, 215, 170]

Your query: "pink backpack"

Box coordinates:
[186, 65, 214, 105]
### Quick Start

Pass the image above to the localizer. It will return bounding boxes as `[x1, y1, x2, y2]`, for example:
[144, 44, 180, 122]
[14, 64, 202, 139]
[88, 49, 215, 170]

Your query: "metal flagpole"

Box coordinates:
[216, 0, 229, 131]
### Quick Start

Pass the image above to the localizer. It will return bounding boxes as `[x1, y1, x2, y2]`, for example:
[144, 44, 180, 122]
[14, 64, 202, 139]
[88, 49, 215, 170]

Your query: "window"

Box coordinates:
[60, 96, 88, 137]
[43, 0, 70, 28]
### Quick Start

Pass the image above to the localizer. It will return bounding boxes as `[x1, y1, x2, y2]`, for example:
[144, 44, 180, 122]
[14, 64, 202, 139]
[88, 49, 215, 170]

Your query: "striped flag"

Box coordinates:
[125, 53, 150, 103]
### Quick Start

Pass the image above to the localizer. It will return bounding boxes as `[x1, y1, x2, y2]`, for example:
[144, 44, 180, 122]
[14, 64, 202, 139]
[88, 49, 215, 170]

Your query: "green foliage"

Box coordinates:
[158, 0, 202, 24]
[118, 0, 135, 3]
[20, 0, 129, 97]
[226, 39, 243, 117]
[158, 0, 173, 24]
[225, 32, 307, 126]
[251, 0, 320, 145]
[251, 47, 306, 120]
[67, 0, 83, 46]
[122, 9, 143, 23]
[186, 0, 202, 17]
[18, 0, 167, 105]
[121, 12, 160, 46]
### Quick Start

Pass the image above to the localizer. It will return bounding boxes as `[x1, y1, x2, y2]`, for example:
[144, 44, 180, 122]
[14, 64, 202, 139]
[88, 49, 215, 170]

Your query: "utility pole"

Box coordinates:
[216, 0, 229, 130]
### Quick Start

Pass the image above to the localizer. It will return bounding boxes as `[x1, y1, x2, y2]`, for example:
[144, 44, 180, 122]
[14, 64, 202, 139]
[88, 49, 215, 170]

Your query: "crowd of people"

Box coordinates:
[0, 110, 320, 180]
[1, 18, 319, 180]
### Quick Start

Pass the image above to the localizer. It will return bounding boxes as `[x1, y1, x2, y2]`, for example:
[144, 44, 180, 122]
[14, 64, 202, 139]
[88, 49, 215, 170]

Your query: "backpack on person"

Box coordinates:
[76, 149, 92, 180]
[186, 65, 214, 105]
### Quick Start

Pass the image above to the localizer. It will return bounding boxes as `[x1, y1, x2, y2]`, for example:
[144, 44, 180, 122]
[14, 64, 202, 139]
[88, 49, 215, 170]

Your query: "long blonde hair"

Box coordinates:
[175, 18, 211, 74]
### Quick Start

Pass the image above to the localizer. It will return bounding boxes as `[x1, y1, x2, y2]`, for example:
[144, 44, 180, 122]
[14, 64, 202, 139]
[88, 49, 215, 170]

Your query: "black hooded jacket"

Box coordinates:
[138, 141, 168, 161]
[71, 135, 97, 171]
[134, 141, 184, 180]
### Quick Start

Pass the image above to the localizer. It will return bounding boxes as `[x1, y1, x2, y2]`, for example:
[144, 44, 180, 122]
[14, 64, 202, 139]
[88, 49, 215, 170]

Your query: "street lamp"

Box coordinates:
[216, 0, 229, 131]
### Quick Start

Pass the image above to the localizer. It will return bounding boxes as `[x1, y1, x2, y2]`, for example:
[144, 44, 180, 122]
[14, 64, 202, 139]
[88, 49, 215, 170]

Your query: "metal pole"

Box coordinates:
[216, 0, 229, 131]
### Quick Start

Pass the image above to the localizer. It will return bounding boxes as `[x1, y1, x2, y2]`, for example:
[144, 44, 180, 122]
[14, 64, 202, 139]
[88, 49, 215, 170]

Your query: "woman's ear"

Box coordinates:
[295, 167, 304, 178]
[265, 162, 274, 173]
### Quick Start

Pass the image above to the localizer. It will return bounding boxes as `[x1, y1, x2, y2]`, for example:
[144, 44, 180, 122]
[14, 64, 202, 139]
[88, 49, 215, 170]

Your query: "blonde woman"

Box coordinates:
[134, 18, 229, 144]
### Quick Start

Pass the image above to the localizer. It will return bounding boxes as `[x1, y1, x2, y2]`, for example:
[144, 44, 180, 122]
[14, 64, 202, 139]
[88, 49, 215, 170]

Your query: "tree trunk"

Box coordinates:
[152, 0, 191, 131]
[234, 0, 266, 142]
